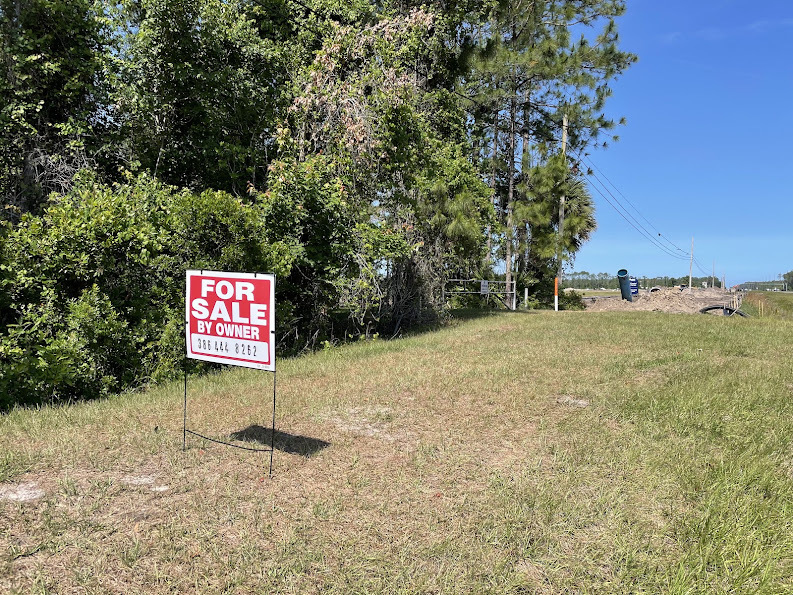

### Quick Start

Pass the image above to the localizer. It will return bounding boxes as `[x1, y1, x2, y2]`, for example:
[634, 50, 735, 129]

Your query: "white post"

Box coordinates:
[554, 277, 559, 312]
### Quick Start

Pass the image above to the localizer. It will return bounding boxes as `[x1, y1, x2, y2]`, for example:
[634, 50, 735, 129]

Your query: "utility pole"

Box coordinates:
[555, 113, 568, 312]
[688, 236, 693, 293]
[712, 261, 715, 290]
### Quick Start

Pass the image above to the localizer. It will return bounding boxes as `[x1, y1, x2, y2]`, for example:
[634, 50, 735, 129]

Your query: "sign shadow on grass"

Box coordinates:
[229, 425, 330, 457]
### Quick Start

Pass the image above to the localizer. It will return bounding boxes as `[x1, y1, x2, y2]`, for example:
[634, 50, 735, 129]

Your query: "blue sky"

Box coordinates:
[570, 0, 793, 286]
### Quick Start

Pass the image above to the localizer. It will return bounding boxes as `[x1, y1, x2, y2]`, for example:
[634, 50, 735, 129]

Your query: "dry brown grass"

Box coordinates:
[2, 310, 793, 592]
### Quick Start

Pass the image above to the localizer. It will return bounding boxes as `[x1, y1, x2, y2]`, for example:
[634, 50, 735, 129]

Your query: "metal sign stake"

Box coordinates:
[182, 271, 278, 476]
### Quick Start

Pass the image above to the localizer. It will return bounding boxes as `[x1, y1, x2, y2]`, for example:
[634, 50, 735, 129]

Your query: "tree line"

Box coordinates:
[564, 273, 726, 290]
[739, 277, 790, 291]
[0, 0, 634, 407]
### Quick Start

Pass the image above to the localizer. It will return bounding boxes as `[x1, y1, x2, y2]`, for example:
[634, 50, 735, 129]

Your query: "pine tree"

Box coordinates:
[461, 0, 636, 296]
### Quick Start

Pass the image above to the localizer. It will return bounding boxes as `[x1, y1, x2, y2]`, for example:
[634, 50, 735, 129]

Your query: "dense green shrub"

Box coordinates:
[0, 158, 497, 408]
[559, 289, 585, 311]
[0, 175, 292, 408]
[0, 286, 133, 409]
[258, 157, 359, 350]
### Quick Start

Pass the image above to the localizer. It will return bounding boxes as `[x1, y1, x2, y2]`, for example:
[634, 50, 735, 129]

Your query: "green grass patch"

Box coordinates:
[2, 310, 793, 592]
[743, 291, 793, 319]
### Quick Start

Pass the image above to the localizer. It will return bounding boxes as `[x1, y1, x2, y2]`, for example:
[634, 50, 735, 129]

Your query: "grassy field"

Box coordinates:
[2, 310, 793, 593]
[742, 291, 793, 319]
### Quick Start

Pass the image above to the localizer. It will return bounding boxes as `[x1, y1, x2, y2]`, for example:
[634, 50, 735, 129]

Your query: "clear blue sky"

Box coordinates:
[570, 0, 793, 286]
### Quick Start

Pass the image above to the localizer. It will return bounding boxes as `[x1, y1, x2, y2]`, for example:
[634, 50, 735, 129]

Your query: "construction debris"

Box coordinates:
[585, 288, 743, 315]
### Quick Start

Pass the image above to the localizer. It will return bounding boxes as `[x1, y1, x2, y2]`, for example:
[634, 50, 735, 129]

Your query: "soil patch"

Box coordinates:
[322, 406, 409, 443]
[0, 482, 45, 503]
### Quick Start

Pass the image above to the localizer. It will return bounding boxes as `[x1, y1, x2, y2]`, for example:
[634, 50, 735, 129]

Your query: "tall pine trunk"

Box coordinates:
[486, 109, 498, 266]
[505, 93, 516, 307]
[518, 95, 530, 275]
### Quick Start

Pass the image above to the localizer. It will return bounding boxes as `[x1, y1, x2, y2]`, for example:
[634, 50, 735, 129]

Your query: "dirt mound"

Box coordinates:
[586, 288, 734, 314]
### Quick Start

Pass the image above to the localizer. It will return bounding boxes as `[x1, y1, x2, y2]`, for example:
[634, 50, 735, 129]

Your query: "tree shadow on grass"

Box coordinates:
[229, 425, 330, 457]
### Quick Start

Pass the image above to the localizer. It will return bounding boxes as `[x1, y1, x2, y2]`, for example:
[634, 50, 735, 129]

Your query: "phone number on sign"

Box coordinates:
[191, 335, 268, 362]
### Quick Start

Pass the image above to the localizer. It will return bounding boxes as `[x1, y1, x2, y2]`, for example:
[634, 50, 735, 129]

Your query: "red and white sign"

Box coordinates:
[185, 270, 275, 371]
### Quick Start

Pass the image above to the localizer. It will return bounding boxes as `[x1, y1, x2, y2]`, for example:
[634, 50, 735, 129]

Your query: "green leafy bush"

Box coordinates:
[560, 290, 586, 311]
[258, 156, 358, 350]
[0, 286, 131, 409]
[0, 174, 291, 408]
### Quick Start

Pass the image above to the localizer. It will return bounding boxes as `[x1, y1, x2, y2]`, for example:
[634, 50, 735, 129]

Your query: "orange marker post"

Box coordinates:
[554, 277, 559, 312]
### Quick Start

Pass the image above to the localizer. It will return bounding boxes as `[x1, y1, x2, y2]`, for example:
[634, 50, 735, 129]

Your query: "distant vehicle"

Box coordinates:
[773, 288, 780, 291]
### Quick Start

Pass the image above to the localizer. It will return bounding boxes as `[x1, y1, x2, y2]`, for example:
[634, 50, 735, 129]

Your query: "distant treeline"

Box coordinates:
[740, 281, 788, 291]
[735, 269, 792, 291]
[564, 273, 723, 290]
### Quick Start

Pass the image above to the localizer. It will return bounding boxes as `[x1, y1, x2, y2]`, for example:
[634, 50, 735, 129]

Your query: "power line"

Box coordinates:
[692, 257, 710, 277]
[568, 146, 690, 261]
[585, 162, 724, 274]
[587, 170, 688, 259]
[585, 171, 691, 261]
[579, 155, 690, 257]
[581, 156, 720, 276]
[515, 126, 698, 263]
[508, 132, 715, 271]
[530, 111, 709, 264]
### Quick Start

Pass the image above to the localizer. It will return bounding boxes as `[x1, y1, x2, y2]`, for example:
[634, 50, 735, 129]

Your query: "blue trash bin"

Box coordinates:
[617, 269, 632, 302]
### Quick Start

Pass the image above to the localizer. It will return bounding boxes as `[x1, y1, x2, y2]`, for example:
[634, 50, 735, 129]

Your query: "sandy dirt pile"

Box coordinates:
[585, 288, 735, 314]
